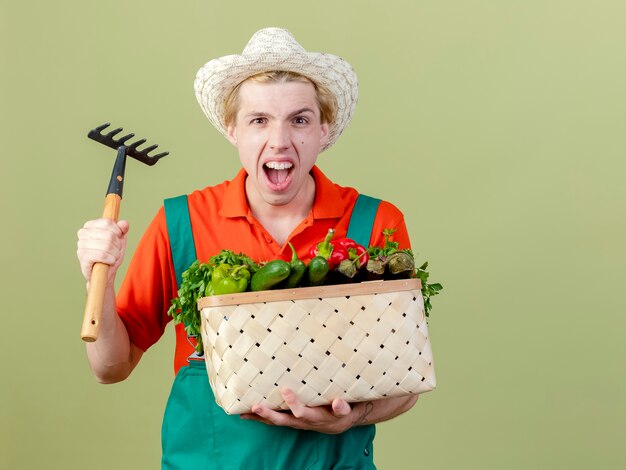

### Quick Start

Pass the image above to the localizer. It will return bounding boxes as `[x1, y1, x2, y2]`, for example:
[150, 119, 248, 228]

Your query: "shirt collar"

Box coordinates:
[310, 165, 344, 218]
[218, 165, 344, 219]
[219, 168, 249, 218]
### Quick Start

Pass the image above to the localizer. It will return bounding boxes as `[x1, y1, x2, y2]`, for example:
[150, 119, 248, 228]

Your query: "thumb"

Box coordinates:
[117, 220, 130, 235]
[331, 399, 351, 417]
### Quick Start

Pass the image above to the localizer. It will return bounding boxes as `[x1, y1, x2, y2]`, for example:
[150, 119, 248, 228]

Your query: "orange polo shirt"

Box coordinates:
[116, 166, 412, 374]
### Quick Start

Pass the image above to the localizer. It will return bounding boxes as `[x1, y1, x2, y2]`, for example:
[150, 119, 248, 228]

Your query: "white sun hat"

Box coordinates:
[194, 27, 358, 152]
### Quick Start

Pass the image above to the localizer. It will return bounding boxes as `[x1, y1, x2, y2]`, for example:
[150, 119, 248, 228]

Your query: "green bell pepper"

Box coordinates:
[210, 264, 250, 295]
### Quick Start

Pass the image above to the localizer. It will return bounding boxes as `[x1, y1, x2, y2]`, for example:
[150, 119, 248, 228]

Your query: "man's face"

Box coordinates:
[227, 80, 329, 209]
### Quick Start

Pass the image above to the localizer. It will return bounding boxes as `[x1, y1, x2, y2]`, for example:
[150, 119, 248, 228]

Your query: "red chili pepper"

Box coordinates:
[308, 228, 349, 270]
[334, 237, 370, 269]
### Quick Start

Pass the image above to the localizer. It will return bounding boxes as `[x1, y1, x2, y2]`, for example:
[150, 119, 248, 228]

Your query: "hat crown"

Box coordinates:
[242, 27, 306, 57]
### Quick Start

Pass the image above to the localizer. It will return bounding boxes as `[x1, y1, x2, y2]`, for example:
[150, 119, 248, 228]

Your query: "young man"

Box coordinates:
[77, 28, 417, 469]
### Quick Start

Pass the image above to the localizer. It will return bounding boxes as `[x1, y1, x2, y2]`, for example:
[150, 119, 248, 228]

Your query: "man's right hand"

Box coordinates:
[76, 218, 142, 383]
[77, 219, 130, 284]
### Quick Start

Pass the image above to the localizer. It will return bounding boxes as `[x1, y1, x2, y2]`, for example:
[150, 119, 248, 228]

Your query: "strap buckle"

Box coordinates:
[186, 334, 205, 362]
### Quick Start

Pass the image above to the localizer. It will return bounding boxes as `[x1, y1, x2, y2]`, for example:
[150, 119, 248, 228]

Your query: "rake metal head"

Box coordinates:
[88, 122, 169, 166]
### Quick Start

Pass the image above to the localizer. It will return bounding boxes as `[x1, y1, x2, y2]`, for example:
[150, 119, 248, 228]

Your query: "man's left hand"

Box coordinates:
[240, 388, 355, 434]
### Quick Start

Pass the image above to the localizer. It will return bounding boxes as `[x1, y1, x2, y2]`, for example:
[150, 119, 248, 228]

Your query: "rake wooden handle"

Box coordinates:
[81, 193, 122, 342]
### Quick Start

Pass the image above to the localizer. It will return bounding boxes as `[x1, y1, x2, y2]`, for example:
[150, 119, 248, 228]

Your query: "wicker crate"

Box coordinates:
[198, 278, 436, 415]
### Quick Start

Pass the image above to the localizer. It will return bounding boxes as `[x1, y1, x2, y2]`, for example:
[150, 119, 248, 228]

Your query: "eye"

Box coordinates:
[250, 117, 266, 125]
[293, 116, 309, 125]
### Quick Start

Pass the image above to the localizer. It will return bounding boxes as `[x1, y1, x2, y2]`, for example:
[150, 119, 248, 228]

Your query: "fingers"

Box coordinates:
[281, 388, 308, 418]
[331, 398, 351, 417]
[242, 389, 353, 434]
[245, 405, 296, 428]
[281, 388, 351, 420]
[77, 219, 130, 281]
[240, 412, 274, 426]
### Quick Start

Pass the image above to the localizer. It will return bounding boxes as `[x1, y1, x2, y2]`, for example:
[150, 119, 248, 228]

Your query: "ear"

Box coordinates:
[227, 125, 237, 146]
[319, 122, 330, 146]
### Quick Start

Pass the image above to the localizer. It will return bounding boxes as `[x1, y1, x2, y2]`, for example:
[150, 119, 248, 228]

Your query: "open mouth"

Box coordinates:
[263, 161, 294, 188]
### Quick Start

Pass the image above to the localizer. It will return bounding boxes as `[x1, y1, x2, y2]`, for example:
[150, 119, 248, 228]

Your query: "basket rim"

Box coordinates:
[197, 278, 421, 309]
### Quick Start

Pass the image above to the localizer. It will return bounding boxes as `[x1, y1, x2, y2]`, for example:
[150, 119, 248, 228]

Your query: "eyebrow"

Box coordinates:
[242, 107, 316, 120]
[288, 107, 316, 118]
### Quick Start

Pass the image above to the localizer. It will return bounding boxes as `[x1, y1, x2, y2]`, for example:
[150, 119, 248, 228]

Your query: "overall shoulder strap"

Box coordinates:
[164, 195, 198, 288]
[347, 194, 382, 247]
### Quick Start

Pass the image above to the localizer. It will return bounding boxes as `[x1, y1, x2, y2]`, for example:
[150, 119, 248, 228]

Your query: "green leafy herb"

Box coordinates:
[367, 228, 414, 260]
[415, 261, 443, 318]
[167, 260, 212, 354]
[209, 250, 259, 272]
[167, 250, 259, 354]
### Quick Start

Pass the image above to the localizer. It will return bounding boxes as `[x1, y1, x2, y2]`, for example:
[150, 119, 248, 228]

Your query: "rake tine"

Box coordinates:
[128, 138, 147, 150]
[140, 144, 159, 154]
[106, 127, 124, 138]
[94, 122, 111, 133]
[117, 133, 135, 144]
[132, 150, 169, 166]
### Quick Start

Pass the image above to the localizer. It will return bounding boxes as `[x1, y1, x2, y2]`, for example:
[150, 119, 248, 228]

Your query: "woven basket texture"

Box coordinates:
[199, 280, 436, 415]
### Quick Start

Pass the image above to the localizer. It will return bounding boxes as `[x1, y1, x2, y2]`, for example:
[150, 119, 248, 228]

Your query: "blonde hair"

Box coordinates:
[223, 71, 337, 128]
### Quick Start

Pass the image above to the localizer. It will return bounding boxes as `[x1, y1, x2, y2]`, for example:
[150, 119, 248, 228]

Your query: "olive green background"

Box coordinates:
[1, 1, 625, 469]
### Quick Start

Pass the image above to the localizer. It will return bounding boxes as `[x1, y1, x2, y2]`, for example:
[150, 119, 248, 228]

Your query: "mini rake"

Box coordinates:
[81, 123, 169, 342]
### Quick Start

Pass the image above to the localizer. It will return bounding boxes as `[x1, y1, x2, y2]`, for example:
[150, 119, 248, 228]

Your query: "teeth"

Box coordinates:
[265, 161, 293, 170]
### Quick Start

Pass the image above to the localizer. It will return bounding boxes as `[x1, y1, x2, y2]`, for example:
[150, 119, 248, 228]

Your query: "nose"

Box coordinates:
[268, 122, 291, 150]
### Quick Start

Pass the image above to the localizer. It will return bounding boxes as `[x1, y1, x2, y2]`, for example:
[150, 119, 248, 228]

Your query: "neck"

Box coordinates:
[246, 174, 315, 246]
